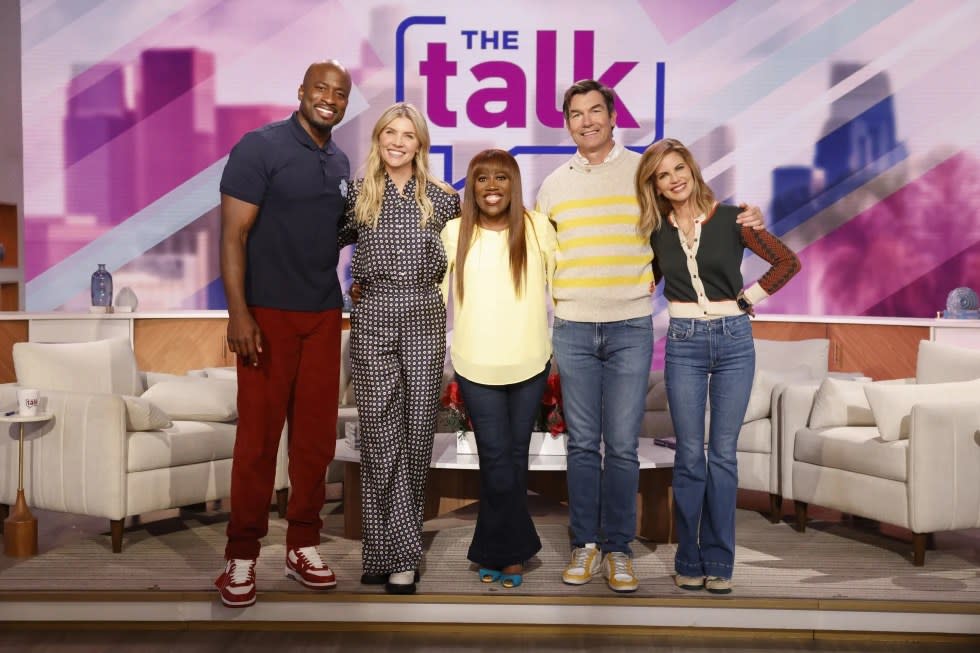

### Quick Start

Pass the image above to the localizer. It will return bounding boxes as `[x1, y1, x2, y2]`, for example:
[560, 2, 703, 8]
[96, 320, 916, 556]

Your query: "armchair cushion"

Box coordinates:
[864, 378, 980, 441]
[795, 426, 907, 482]
[13, 337, 143, 396]
[126, 420, 237, 472]
[809, 377, 875, 429]
[743, 367, 812, 422]
[141, 378, 238, 422]
[916, 340, 980, 383]
[121, 396, 172, 431]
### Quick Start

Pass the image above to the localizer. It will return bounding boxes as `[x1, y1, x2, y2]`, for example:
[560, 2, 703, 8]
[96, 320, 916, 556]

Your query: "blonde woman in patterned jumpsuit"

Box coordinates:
[339, 103, 459, 595]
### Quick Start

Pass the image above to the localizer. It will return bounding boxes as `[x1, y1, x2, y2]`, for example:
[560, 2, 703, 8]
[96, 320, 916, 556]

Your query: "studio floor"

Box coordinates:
[1, 490, 978, 649]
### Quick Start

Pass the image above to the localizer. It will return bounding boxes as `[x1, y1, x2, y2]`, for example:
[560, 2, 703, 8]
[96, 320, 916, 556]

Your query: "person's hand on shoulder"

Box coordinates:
[735, 203, 765, 230]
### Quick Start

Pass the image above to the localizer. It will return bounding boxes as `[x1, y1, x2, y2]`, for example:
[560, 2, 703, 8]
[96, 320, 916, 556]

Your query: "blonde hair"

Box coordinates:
[635, 138, 715, 239]
[455, 149, 531, 305]
[353, 102, 453, 228]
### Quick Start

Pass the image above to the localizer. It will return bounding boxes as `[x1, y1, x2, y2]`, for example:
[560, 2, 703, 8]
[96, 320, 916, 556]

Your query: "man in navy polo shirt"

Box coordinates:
[215, 60, 351, 608]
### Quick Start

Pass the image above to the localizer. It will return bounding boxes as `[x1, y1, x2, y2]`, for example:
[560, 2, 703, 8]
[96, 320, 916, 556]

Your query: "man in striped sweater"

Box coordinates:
[536, 79, 763, 593]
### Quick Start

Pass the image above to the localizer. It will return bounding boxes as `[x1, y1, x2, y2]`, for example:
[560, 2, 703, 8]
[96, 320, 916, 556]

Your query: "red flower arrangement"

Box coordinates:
[440, 373, 565, 438]
[440, 380, 472, 434]
[538, 372, 565, 437]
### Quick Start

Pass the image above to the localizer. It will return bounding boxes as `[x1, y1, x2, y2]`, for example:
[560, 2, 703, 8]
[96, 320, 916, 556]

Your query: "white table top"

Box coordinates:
[334, 433, 675, 471]
[0, 413, 53, 424]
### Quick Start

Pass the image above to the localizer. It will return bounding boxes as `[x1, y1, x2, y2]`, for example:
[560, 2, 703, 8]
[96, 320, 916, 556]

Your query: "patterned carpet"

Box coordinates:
[1, 502, 978, 603]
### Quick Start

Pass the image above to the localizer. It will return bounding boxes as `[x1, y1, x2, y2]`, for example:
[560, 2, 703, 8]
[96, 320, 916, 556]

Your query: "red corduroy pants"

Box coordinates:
[224, 306, 341, 560]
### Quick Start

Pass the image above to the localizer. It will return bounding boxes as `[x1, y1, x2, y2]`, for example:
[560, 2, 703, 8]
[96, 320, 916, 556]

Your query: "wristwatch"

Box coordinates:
[736, 291, 752, 312]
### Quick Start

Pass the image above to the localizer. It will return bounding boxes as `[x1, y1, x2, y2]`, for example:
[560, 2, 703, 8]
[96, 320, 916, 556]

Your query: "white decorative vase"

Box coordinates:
[455, 430, 478, 455]
[530, 431, 567, 456]
[114, 286, 138, 312]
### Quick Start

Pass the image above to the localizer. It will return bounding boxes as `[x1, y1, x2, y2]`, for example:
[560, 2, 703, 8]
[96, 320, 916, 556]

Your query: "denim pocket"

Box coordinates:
[724, 315, 752, 340]
[667, 320, 694, 341]
[552, 317, 567, 331]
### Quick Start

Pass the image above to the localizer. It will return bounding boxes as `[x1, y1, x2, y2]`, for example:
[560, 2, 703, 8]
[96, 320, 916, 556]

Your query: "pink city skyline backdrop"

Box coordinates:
[19, 0, 979, 326]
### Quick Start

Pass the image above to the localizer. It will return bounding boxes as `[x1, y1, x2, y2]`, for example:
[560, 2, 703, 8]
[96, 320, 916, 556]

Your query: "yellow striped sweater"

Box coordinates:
[535, 148, 653, 322]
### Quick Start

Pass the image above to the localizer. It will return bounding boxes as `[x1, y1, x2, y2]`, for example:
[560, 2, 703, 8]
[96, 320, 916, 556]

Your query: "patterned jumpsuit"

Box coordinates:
[340, 176, 459, 575]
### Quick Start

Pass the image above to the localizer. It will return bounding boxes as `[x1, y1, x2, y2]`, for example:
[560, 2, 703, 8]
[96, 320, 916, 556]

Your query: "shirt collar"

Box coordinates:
[574, 141, 623, 167]
[384, 172, 417, 193]
[288, 111, 335, 153]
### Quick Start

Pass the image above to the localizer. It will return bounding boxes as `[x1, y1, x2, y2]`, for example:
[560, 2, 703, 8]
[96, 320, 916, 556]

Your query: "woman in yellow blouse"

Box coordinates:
[441, 149, 557, 588]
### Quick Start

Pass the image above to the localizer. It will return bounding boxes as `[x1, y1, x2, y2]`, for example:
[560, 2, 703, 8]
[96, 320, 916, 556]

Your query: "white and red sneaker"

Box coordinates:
[285, 546, 337, 589]
[215, 558, 257, 608]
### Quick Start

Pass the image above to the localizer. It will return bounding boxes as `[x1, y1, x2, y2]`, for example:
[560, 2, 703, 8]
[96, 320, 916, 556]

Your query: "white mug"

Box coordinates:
[17, 388, 40, 417]
[345, 421, 361, 450]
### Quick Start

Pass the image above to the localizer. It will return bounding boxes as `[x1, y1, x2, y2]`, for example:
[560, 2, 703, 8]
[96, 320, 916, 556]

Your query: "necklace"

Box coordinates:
[673, 210, 697, 247]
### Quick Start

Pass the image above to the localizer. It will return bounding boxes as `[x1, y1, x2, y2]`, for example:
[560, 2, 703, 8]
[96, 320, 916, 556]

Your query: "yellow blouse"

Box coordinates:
[441, 210, 557, 385]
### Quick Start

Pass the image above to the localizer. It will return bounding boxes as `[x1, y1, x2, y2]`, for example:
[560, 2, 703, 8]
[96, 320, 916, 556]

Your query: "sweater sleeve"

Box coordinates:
[529, 211, 558, 294]
[739, 226, 802, 305]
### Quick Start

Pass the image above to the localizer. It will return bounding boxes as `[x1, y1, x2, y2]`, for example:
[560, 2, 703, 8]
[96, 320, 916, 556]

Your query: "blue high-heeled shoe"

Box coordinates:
[478, 568, 501, 583]
[500, 572, 523, 588]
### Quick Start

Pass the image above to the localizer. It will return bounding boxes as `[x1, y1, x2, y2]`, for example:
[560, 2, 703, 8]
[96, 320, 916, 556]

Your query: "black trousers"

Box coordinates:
[456, 364, 550, 569]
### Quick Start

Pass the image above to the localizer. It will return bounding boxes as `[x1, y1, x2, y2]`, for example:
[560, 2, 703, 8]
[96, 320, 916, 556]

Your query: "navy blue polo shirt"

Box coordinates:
[220, 112, 350, 311]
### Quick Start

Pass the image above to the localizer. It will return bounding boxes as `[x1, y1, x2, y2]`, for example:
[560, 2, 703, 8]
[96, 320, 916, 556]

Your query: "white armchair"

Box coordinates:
[0, 338, 288, 553]
[194, 327, 354, 493]
[643, 338, 835, 522]
[779, 340, 980, 565]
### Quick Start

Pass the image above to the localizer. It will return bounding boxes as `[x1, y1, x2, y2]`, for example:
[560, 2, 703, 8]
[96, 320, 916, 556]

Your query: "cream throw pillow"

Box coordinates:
[13, 337, 143, 396]
[754, 339, 829, 379]
[863, 378, 980, 441]
[809, 377, 875, 429]
[141, 378, 238, 422]
[916, 340, 980, 384]
[121, 395, 172, 431]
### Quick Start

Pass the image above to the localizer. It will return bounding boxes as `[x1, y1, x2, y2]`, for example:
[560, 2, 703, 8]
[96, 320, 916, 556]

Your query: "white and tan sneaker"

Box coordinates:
[561, 543, 601, 585]
[602, 552, 639, 593]
[674, 574, 705, 590]
[705, 576, 733, 594]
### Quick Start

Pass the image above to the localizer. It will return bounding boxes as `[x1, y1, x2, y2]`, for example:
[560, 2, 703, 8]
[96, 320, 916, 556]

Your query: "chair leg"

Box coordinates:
[276, 488, 288, 518]
[794, 501, 808, 532]
[0, 503, 8, 530]
[912, 533, 929, 566]
[768, 494, 782, 524]
[110, 519, 124, 553]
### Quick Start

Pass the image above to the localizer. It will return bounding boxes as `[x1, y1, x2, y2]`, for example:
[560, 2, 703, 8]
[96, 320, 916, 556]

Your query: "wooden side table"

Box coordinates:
[2, 412, 53, 557]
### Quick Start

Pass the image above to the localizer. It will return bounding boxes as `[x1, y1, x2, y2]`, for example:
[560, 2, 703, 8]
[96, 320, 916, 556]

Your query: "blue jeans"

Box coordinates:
[552, 316, 653, 554]
[455, 364, 550, 569]
[665, 314, 755, 580]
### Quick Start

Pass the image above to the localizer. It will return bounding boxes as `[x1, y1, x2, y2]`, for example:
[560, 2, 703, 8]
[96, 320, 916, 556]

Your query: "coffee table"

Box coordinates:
[334, 433, 675, 543]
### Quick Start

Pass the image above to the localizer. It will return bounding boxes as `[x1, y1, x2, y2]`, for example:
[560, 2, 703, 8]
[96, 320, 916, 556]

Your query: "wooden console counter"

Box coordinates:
[0, 312, 975, 383]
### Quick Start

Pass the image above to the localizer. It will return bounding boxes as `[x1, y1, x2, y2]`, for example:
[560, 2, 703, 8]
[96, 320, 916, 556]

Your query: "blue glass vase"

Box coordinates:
[91, 263, 113, 308]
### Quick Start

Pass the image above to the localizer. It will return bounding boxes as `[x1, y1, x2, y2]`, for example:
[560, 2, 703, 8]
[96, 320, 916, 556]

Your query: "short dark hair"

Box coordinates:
[562, 79, 616, 122]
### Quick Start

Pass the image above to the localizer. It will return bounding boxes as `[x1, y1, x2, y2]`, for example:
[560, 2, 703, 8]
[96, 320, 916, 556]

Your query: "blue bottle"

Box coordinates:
[91, 263, 113, 308]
